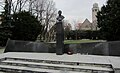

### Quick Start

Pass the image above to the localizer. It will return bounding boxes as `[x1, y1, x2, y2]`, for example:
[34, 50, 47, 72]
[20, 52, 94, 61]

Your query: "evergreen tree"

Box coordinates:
[97, 0, 120, 41]
[1, 0, 11, 27]
[0, 0, 12, 46]
[11, 11, 42, 41]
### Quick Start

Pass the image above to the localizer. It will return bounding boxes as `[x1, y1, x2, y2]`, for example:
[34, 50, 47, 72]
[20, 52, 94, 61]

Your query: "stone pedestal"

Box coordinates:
[56, 22, 64, 55]
[56, 10, 65, 55]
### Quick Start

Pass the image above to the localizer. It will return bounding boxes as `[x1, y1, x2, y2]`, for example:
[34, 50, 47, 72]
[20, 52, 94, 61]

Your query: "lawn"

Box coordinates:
[64, 39, 105, 44]
[0, 47, 5, 54]
[0, 49, 4, 54]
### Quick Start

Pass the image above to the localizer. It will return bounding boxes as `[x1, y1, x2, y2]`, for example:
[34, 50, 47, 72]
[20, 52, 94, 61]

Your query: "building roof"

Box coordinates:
[80, 19, 92, 30]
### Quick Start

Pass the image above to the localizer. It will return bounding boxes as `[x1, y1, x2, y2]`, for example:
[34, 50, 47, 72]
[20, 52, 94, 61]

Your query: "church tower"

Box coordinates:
[92, 3, 99, 30]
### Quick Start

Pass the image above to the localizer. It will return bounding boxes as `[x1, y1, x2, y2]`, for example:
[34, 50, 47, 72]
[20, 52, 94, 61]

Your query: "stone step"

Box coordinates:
[1, 60, 113, 72]
[0, 64, 89, 73]
[5, 57, 111, 68]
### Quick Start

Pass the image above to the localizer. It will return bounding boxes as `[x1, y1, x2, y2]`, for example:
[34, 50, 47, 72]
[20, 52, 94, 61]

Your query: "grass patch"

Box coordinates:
[0, 47, 5, 54]
[0, 49, 4, 54]
[64, 39, 103, 44]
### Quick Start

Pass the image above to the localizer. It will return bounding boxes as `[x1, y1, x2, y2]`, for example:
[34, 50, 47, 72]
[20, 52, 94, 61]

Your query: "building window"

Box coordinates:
[95, 9, 97, 12]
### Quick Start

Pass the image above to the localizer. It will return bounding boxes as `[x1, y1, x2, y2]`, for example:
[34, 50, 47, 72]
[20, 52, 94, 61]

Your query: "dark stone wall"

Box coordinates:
[65, 43, 98, 54]
[67, 41, 120, 56]
[92, 42, 109, 55]
[109, 41, 120, 56]
[5, 40, 49, 53]
[4, 40, 120, 56]
[77, 42, 99, 54]
[65, 42, 109, 55]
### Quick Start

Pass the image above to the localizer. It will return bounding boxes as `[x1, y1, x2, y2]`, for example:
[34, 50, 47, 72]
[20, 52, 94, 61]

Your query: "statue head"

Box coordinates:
[58, 10, 62, 16]
[57, 10, 64, 21]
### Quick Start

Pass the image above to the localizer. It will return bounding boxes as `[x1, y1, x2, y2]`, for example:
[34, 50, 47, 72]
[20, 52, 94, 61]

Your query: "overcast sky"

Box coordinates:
[53, 0, 107, 23]
[0, 0, 107, 24]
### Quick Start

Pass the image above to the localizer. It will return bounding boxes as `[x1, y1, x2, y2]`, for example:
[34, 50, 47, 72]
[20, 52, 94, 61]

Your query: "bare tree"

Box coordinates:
[63, 20, 72, 30]
[0, 0, 57, 42]
[31, 0, 57, 41]
[31, 0, 46, 24]
[71, 19, 79, 30]
[0, 0, 30, 14]
[43, 0, 57, 41]
[0, 1, 4, 11]
[11, 0, 29, 13]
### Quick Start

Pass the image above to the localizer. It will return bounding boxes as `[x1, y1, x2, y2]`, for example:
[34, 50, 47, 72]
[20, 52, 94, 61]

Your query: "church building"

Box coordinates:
[76, 3, 99, 31]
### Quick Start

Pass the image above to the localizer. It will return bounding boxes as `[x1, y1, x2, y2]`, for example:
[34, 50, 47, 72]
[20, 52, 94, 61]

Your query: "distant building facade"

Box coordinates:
[76, 19, 92, 30]
[76, 3, 99, 31]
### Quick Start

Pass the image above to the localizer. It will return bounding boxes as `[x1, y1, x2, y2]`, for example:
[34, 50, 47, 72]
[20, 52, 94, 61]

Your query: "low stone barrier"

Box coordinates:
[4, 40, 120, 56]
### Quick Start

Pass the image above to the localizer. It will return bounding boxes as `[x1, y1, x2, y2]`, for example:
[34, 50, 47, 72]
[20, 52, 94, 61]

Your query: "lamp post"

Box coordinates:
[56, 10, 65, 55]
